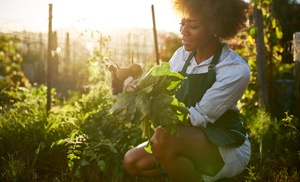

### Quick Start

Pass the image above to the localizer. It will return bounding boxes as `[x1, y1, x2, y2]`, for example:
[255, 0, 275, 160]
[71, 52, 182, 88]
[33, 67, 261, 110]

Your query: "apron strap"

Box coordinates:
[179, 50, 195, 77]
[206, 43, 224, 85]
[210, 43, 224, 65]
[179, 43, 224, 75]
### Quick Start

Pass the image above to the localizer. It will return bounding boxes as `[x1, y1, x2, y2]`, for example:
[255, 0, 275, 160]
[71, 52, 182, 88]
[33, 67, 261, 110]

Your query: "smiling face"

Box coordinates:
[179, 12, 215, 52]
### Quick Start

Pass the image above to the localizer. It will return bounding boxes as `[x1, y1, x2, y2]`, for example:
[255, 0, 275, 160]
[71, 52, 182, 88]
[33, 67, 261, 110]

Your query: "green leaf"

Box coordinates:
[140, 119, 153, 139]
[109, 92, 136, 114]
[153, 94, 174, 105]
[109, 92, 137, 121]
[144, 141, 153, 154]
[137, 63, 184, 97]
[134, 91, 151, 122]
[276, 27, 283, 39]
[249, 27, 257, 36]
[156, 107, 179, 135]
[80, 159, 90, 166]
[138, 83, 155, 93]
[68, 160, 74, 171]
[149, 62, 171, 76]
[166, 73, 185, 92]
[74, 167, 81, 178]
[170, 99, 189, 116]
[138, 75, 159, 90]
[97, 160, 106, 171]
[150, 94, 178, 133]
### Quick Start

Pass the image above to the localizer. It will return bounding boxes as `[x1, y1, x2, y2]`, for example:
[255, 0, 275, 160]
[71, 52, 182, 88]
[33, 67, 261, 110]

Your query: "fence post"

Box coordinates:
[294, 32, 300, 118]
[151, 4, 160, 65]
[47, 4, 53, 114]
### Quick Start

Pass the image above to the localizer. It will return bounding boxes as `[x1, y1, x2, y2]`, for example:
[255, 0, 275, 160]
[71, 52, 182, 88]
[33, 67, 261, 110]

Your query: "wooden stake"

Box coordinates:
[47, 4, 53, 114]
[151, 4, 159, 65]
[294, 32, 300, 117]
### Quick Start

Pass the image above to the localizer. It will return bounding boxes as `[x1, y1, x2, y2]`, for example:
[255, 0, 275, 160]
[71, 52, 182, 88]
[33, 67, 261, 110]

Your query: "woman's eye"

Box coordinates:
[180, 22, 199, 29]
[190, 25, 199, 29]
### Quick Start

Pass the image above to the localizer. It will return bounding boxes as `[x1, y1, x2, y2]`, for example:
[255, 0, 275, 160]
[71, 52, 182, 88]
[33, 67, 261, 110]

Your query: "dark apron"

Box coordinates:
[175, 44, 247, 148]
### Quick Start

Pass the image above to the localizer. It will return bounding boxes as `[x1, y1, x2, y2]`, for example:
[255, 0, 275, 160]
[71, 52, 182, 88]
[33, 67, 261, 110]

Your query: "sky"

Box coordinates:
[0, 0, 181, 33]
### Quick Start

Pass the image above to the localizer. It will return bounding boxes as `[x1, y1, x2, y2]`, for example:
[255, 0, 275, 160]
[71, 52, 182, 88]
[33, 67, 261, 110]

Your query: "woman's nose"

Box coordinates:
[180, 25, 188, 35]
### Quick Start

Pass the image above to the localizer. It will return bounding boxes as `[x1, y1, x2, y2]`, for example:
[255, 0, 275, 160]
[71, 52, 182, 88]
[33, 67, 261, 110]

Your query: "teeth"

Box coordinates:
[182, 40, 189, 45]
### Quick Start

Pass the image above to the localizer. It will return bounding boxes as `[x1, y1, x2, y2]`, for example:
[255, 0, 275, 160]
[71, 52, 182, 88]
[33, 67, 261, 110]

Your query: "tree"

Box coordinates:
[253, 7, 269, 110]
[249, 0, 286, 117]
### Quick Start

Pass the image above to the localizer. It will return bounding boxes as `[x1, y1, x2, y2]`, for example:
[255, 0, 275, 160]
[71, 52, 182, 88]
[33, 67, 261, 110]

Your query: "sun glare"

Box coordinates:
[0, 0, 179, 33]
[49, 0, 179, 33]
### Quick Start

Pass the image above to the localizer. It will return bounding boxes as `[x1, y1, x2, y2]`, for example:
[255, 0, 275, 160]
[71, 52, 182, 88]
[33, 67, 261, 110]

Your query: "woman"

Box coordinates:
[122, 0, 251, 181]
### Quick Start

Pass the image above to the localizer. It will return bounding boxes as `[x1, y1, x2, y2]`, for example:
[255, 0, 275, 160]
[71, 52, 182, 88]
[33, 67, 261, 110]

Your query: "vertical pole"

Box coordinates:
[47, 4, 53, 114]
[65, 32, 70, 76]
[268, 40, 275, 117]
[253, 7, 269, 110]
[73, 42, 76, 77]
[39, 33, 43, 83]
[151, 4, 160, 65]
[294, 32, 300, 118]
[98, 33, 102, 55]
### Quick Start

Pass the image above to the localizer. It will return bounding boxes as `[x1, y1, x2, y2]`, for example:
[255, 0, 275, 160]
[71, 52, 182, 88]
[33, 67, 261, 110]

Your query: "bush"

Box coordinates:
[0, 85, 71, 181]
[243, 109, 300, 181]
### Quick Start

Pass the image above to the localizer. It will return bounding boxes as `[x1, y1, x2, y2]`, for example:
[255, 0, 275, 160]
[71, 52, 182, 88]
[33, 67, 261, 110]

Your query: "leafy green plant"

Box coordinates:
[0, 86, 48, 156]
[109, 63, 189, 147]
[0, 34, 30, 107]
[0, 85, 73, 181]
[244, 166, 261, 182]
[49, 74, 143, 181]
[0, 154, 25, 182]
[247, 109, 272, 161]
[272, 167, 300, 182]
[245, 109, 300, 181]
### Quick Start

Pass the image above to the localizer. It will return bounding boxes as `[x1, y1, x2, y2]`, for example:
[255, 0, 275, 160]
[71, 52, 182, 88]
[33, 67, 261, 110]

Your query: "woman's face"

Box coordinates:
[180, 12, 214, 51]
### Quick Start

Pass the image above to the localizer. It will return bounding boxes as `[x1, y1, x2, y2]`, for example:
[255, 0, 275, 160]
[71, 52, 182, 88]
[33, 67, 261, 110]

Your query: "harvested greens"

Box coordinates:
[109, 62, 190, 149]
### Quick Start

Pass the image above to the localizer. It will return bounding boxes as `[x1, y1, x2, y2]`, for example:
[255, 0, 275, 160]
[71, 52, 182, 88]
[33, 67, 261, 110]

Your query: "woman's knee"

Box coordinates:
[123, 149, 140, 175]
[123, 145, 157, 176]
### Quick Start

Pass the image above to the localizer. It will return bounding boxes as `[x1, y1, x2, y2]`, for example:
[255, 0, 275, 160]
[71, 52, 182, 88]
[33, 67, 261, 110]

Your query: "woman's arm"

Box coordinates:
[189, 53, 250, 127]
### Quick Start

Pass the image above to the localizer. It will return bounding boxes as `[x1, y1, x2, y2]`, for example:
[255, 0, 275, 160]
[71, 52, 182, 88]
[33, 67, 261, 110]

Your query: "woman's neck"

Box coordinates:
[194, 39, 220, 64]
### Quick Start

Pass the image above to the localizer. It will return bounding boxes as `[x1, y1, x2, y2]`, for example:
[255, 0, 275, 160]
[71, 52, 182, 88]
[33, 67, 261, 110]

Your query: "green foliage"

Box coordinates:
[244, 166, 261, 182]
[273, 0, 300, 43]
[0, 34, 30, 106]
[0, 154, 25, 182]
[50, 80, 144, 181]
[0, 85, 72, 181]
[110, 63, 189, 141]
[46, 45, 144, 181]
[239, 0, 296, 121]
[228, 31, 258, 119]
[272, 167, 300, 182]
[0, 34, 28, 86]
[244, 109, 300, 181]
[1, 10, 299, 181]
[247, 109, 271, 160]
[0, 86, 49, 156]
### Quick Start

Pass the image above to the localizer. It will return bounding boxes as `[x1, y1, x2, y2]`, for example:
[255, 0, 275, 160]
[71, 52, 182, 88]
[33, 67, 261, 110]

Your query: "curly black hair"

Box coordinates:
[172, 0, 249, 40]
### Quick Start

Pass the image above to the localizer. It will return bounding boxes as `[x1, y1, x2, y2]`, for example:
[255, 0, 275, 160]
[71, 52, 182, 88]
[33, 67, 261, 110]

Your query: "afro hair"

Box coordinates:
[172, 0, 249, 40]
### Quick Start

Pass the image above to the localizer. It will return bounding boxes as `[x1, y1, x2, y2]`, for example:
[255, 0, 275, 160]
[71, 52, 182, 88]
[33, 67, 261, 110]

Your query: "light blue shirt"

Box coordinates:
[169, 44, 250, 127]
